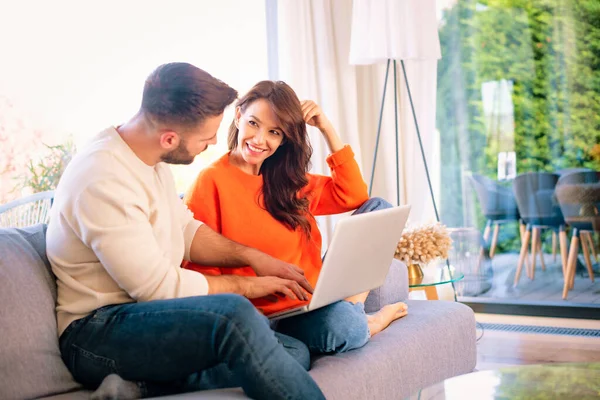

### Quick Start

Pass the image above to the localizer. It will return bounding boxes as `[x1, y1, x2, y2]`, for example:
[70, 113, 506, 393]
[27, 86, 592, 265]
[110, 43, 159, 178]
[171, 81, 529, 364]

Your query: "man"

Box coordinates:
[47, 62, 324, 399]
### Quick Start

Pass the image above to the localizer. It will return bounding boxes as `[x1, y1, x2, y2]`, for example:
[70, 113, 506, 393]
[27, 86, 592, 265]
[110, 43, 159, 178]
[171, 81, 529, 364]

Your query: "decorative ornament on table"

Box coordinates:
[394, 223, 453, 284]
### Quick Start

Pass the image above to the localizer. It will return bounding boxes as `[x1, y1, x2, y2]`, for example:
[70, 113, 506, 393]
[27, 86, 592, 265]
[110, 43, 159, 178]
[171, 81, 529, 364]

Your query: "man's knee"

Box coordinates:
[179, 294, 263, 332]
[211, 294, 260, 322]
[213, 294, 279, 340]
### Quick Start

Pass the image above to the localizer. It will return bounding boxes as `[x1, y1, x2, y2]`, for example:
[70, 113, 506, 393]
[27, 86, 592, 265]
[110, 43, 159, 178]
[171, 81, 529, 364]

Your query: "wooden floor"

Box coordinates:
[456, 253, 600, 304]
[475, 313, 600, 370]
[407, 314, 600, 399]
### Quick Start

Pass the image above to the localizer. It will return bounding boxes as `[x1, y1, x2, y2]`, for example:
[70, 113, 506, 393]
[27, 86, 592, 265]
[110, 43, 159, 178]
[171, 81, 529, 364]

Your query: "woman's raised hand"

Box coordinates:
[301, 100, 344, 153]
[301, 100, 332, 132]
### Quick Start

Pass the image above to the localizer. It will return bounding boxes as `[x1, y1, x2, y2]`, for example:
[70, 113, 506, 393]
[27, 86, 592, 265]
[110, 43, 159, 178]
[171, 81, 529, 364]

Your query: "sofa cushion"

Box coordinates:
[364, 258, 409, 313]
[159, 300, 476, 400]
[0, 225, 81, 399]
[309, 299, 477, 399]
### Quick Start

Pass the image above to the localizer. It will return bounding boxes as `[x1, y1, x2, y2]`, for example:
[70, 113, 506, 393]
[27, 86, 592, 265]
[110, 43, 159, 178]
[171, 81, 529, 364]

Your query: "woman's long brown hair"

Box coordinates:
[228, 81, 313, 236]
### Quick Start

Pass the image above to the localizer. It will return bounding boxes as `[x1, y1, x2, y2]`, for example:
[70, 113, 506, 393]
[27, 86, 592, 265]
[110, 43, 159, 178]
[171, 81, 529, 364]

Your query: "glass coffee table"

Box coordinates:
[407, 363, 600, 399]
[408, 266, 464, 300]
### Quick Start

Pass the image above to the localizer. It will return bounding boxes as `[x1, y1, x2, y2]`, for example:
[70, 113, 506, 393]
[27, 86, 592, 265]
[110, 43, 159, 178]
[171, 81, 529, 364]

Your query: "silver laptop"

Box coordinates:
[268, 205, 411, 320]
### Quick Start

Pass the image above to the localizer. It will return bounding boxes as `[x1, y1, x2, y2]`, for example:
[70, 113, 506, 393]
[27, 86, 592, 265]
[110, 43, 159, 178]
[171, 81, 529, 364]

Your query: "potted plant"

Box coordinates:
[395, 223, 453, 282]
[17, 139, 76, 194]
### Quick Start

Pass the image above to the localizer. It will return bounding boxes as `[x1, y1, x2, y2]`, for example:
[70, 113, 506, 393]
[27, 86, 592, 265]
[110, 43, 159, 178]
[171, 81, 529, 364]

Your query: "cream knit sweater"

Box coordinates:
[47, 127, 208, 335]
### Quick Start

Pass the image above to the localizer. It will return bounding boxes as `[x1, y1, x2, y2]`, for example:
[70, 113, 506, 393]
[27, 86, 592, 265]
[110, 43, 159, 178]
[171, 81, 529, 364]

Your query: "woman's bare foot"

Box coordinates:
[367, 302, 408, 337]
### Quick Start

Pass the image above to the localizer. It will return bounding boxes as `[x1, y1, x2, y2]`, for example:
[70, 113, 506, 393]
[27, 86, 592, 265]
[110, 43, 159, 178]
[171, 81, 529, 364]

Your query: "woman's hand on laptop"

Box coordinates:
[246, 250, 314, 295]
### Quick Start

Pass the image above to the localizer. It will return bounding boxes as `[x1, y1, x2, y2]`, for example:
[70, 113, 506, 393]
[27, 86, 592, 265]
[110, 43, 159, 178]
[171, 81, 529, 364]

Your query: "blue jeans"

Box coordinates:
[353, 197, 393, 214]
[275, 197, 393, 354]
[59, 294, 324, 399]
[275, 300, 371, 353]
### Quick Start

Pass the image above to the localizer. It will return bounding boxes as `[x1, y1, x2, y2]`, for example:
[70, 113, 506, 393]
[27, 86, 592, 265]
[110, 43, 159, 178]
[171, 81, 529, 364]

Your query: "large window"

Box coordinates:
[436, 0, 600, 311]
[0, 0, 268, 203]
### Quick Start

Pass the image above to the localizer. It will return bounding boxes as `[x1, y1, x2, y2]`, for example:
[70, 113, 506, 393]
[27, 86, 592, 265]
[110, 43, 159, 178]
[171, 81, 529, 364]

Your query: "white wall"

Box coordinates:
[0, 0, 268, 196]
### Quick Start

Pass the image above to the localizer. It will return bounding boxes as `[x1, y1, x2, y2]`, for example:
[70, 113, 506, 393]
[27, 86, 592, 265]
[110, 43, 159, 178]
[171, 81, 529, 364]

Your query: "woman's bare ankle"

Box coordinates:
[345, 290, 370, 304]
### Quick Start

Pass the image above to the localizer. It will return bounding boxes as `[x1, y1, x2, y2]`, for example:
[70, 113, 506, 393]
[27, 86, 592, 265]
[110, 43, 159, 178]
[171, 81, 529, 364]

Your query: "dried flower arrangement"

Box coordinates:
[395, 223, 453, 266]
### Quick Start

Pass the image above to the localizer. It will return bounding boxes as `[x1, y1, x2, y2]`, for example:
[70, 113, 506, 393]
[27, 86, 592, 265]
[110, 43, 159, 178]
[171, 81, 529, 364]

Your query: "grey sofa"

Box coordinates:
[0, 224, 477, 400]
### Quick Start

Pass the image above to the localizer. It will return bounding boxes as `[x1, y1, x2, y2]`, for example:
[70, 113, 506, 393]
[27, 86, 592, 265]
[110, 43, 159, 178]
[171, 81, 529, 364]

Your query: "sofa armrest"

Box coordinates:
[364, 258, 408, 313]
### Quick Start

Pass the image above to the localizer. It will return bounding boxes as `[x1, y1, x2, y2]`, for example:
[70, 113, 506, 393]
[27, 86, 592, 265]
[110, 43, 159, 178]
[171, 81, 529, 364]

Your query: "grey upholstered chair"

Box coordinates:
[556, 167, 593, 177]
[512, 172, 566, 286]
[555, 171, 599, 299]
[468, 174, 520, 259]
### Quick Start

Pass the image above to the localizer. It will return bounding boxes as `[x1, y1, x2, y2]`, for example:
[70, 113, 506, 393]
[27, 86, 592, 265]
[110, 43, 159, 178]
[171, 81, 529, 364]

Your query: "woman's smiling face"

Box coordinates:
[234, 98, 286, 174]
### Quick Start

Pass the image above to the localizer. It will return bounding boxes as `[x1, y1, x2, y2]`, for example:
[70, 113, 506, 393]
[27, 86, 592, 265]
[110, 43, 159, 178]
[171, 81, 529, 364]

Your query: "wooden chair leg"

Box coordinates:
[424, 286, 439, 300]
[514, 226, 531, 287]
[552, 231, 557, 263]
[483, 220, 492, 242]
[520, 222, 531, 273]
[559, 227, 568, 278]
[569, 230, 580, 290]
[581, 232, 595, 282]
[476, 220, 493, 274]
[585, 231, 598, 263]
[530, 227, 540, 280]
[475, 253, 483, 274]
[519, 222, 525, 237]
[538, 237, 546, 271]
[563, 230, 579, 300]
[519, 223, 531, 279]
[490, 223, 500, 259]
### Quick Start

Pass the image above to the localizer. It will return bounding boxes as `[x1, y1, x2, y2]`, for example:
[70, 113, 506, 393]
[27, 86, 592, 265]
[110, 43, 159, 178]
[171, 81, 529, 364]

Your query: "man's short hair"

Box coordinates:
[141, 63, 238, 128]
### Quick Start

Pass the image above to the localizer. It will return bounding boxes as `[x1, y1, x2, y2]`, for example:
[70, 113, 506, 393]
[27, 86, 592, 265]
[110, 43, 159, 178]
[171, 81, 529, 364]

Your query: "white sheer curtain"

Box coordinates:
[275, 0, 441, 243]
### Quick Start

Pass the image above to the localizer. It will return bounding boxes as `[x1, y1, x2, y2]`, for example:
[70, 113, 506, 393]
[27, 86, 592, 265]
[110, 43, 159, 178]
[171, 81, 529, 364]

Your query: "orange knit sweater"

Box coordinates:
[183, 145, 369, 315]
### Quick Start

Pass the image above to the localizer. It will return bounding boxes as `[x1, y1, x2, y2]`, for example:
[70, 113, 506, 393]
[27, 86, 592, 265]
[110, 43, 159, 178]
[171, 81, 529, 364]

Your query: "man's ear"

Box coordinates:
[159, 131, 179, 150]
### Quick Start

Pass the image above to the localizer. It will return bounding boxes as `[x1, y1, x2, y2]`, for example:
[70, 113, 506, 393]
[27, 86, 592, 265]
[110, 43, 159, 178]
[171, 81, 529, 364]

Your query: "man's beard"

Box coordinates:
[161, 139, 195, 165]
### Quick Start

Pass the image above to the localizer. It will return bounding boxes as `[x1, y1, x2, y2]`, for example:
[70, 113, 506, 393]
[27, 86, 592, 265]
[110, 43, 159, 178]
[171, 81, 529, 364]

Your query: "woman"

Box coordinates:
[183, 81, 407, 354]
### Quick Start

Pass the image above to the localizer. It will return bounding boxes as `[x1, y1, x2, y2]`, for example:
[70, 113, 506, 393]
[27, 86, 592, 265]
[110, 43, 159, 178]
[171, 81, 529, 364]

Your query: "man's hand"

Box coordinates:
[205, 275, 309, 301]
[189, 224, 313, 296]
[247, 250, 314, 295]
[241, 276, 309, 301]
